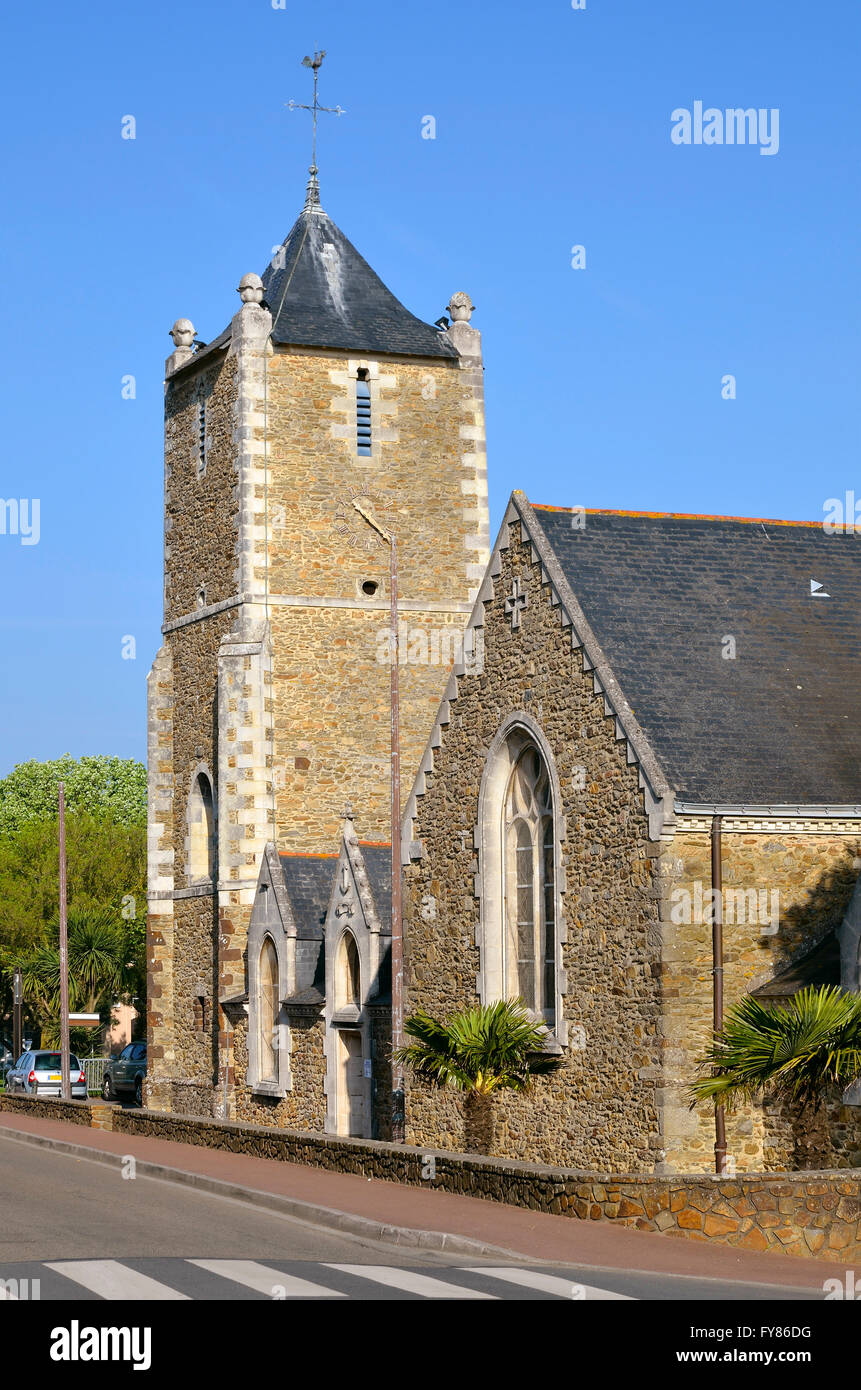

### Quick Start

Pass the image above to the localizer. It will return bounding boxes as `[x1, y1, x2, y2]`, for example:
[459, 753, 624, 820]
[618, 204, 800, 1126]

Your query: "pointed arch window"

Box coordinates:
[258, 937, 279, 1084]
[188, 772, 215, 883]
[336, 932, 361, 1011]
[501, 743, 557, 1026]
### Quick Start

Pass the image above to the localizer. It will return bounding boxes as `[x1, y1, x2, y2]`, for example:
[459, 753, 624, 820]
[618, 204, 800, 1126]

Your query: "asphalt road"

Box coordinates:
[0, 1132, 824, 1301]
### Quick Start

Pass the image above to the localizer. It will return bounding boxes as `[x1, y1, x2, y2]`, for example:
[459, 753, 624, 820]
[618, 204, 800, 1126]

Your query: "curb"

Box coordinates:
[0, 1124, 527, 1262]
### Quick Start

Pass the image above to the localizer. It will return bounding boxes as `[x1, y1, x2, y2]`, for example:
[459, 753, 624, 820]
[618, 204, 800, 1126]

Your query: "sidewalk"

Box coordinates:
[0, 1109, 845, 1291]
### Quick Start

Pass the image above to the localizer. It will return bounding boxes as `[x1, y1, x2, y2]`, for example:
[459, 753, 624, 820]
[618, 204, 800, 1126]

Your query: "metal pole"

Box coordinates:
[711, 814, 727, 1175]
[58, 783, 71, 1101]
[13, 966, 22, 1063]
[390, 534, 405, 1143]
[351, 498, 405, 1143]
[222, 1019, 232, 1121]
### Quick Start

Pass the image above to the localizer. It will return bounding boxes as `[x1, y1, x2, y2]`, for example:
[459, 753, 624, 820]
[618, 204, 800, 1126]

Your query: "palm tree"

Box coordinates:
[394, 999, 562, 1154]
[690, 985, 861, 1167]
[12, 908, 131, 1048]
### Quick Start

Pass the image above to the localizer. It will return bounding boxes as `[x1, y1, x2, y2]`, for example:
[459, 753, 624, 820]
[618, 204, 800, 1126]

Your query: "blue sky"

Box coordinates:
[0, 0, 857, 774]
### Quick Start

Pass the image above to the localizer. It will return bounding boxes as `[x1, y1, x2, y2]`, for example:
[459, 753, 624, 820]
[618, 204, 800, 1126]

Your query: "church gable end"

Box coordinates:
[402, 509, 664, 1170]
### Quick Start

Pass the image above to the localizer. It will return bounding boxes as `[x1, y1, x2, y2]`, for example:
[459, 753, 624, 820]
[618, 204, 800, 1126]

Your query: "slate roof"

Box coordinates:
[278, 852, 337, 938]
[277, 843, 392, 935]
[261, 203, 458, 359]
[359, 843, 392, 934]
[531, 506, 861, 805]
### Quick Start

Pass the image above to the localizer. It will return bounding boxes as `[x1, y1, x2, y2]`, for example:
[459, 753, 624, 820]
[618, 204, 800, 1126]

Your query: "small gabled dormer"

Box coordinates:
[321, 812, 392, 1139]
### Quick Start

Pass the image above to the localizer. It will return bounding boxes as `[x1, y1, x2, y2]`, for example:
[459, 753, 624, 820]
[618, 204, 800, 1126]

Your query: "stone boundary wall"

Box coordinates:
[4, 1097, 852, 1263]
[1, 1095, 93, 1126]
[0, 1095, 117, 1132]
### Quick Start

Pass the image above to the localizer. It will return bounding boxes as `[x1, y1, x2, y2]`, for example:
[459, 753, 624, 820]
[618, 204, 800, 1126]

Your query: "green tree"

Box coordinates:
[15, 908, 135, 1049]
[690, 986, 861, 1113]
[394, 999, 562, 1154]
[690, 985, 861, 1166]
[0, 755, 146, 836]
[0, 757, 147, 1042]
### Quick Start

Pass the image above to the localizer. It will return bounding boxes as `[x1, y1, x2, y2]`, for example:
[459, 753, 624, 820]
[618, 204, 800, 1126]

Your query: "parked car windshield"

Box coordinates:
[34, 1053, 80, 1070]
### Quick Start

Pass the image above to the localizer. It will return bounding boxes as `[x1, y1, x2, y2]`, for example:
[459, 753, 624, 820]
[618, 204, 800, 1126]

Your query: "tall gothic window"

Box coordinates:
[503, 745, 556, 1024]
[188, 772, 215, 882]
[258, 937, 279, 1083]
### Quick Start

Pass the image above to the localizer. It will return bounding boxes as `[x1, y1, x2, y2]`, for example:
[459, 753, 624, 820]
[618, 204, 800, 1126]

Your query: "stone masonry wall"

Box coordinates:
[230, 1011, 327, 1132]
[152, 311, 491, 1128]
[659, 828, 861, 1172]
[403, 520, 663, 1170]
[148, 347, 239, 1114]
[264, 345, 489, 854]
[215, 340, 489, 1126]
[163, 351, 238, 622]
[763, 1090, 861, 1172]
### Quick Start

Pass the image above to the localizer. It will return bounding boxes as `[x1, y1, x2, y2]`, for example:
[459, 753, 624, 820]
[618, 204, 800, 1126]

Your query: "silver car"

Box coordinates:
[5, 1050, 87, 1099]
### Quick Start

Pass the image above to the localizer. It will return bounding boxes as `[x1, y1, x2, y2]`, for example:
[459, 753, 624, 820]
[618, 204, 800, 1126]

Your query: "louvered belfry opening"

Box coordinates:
[356, 370, 371, 455]
[197, 394, 206, 476]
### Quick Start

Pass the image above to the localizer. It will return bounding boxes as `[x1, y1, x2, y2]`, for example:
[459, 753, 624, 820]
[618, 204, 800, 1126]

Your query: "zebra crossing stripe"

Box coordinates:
[187, 1259, 346, 1298]
[45, 1261, 190, 1301]
[462, 1267, 633, 1299]
[324, 1264, 497, 1299]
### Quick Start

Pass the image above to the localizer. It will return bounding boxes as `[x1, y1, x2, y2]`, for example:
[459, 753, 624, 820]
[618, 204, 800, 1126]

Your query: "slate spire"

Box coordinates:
[261, 197, 458, 359]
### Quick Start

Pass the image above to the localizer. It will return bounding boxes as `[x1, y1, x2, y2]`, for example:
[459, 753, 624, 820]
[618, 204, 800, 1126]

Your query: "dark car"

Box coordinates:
[5, 1050, 88, 1099]
[1, 1037, 15, 1081]
[102, 1041, 147, 1106]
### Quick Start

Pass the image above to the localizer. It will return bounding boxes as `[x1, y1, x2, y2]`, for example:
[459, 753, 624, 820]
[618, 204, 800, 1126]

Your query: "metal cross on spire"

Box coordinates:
[286, 50, 346, 208]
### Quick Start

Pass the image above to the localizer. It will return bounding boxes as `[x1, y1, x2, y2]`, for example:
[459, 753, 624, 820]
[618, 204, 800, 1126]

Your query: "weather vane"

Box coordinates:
[286, 50, 346, 183]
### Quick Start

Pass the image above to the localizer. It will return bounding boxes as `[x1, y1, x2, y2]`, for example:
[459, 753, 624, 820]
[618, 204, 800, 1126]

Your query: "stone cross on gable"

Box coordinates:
[504, 577, 527, 630]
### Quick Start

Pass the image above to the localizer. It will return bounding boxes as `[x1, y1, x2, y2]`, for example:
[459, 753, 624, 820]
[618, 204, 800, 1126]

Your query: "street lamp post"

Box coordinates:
[12, 966, 23, 1064]
[352, 501, 405, 1142]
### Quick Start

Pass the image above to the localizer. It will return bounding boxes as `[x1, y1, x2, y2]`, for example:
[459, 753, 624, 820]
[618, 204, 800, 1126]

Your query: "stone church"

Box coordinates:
[147, 170, 861, 1174]
[400, 494, 861, 1172]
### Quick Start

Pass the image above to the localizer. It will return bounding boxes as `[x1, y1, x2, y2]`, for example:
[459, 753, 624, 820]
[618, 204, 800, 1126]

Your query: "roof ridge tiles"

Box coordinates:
[278, 850, 338, 860]
[531, 503, 825, 529]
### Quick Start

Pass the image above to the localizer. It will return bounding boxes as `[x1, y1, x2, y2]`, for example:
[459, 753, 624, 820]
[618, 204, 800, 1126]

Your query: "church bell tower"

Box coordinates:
[145, 137, 490, 1113]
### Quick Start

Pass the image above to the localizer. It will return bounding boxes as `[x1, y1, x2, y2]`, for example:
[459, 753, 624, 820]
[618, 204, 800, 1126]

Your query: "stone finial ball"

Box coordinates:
[447, 291, 474, 322]
[169, 318, 195, 348]
[238, 273, 265, 305]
